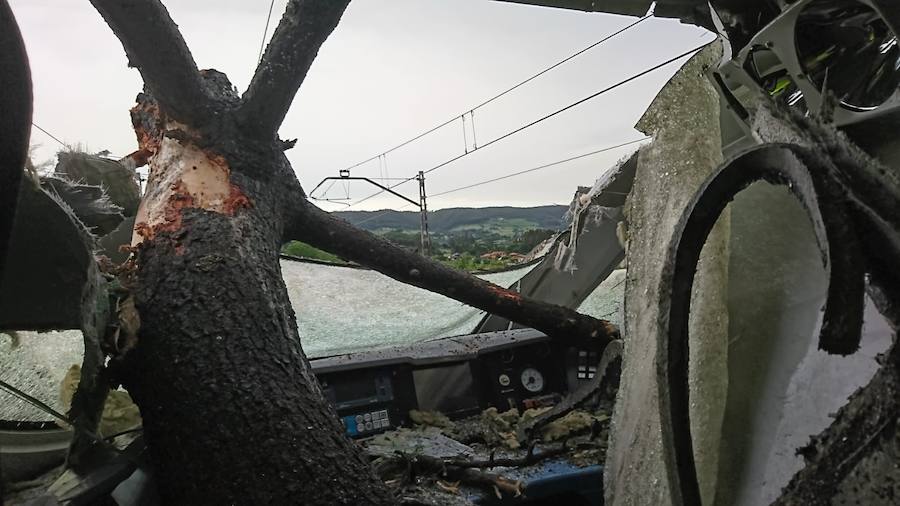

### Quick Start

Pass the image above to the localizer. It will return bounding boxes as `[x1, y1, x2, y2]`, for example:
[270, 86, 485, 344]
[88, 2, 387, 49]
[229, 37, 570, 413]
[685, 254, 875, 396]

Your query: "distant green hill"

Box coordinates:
[333, 205, 568, 233]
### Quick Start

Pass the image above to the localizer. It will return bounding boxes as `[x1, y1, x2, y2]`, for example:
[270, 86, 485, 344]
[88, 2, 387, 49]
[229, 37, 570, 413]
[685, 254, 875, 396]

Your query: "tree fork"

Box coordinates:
[92, 1, 615, 503]
[91, 0, 392, 503]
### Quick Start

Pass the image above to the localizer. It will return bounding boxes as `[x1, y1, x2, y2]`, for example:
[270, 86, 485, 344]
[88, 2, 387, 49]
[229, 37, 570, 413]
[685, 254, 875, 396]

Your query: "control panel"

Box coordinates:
[477, 342, 567, 412]
[310, 329, 607, 439]
[318, 366, 420, 438]
[341, 409, 391, 437]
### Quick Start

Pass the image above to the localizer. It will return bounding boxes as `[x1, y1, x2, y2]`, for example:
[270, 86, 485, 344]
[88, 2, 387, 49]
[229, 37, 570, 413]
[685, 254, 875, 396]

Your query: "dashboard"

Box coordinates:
[310, 328, 605, 438]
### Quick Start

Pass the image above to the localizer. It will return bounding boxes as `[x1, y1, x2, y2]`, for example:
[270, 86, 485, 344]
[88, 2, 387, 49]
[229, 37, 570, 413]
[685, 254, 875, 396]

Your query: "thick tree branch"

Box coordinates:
[89, 0, 211, 125]
[377, 452, 531, 499]
[239, 0, 351, 138]
[287, 200, 619, 344]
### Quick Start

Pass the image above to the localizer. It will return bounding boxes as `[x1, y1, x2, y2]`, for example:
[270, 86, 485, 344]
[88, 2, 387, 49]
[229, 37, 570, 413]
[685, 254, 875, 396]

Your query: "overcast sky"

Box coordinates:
[10, 0, 713, 211]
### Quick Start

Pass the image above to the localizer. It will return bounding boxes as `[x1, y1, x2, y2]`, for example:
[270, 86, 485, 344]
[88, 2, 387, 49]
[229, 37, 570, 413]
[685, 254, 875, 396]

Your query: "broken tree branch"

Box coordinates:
[288, 200, 619, 344]
[377, 452, 535, 499]
[89, 0, 212, 125]
[239, 0, 351, 138]
[446, 467, 522, 498]
[442, 443, 569, 469]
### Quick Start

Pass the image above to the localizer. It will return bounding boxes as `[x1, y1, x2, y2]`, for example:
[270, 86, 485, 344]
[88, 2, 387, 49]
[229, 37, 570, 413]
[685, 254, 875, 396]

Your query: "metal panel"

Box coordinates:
[474, 152, 638, 333]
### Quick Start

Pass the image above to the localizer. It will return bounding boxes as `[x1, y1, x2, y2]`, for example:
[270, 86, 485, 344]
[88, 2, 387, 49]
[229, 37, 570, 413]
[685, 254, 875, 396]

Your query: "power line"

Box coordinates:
[429, 137, 649, 198]
[31, 122, 68, 149]
[31, 122, 126, 159]
[343, 174, 418, 207]
[340, 137, 647, 226]
[339, 14, 651, 173]
[344, 137, 647, 226]
[469, 15, 651, 112]
[257, 0, 277, 64]
[348, 40, 712, 208]
[423, 43, 707, 176]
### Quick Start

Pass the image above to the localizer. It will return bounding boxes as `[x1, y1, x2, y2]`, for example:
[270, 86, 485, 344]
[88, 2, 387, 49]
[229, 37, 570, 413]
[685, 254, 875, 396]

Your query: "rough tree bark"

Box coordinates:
[90, 1, 616, 503]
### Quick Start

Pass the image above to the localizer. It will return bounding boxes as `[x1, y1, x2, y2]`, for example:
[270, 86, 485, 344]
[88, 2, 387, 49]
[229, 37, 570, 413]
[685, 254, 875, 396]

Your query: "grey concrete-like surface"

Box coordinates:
[715, 183, 893, 505]
[476, 153, 637, 333]
[0, 183, 94, 330]
[607, 40, 895, 505]
[605, 41, 727, 506]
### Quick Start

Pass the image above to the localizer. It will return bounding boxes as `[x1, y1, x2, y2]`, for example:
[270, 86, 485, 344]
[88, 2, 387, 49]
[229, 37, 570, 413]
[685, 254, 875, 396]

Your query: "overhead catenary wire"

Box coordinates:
[346, 142, 646, 234]
[31, 122, 125, 159]
[31, 122, 69, 150]
[339, 14, 652, 173]
[347, 40, 712, 208]
[429, 137, 649, 198]
[421, 43, 708, 177]
[349, 136, 648, 226]
[257, 0, 277, 64]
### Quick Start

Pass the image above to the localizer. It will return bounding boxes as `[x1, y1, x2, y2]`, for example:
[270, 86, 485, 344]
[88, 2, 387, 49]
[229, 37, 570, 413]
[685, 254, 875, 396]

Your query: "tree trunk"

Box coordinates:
[118, 94, 392, 504]
[90, 1, 617, 503]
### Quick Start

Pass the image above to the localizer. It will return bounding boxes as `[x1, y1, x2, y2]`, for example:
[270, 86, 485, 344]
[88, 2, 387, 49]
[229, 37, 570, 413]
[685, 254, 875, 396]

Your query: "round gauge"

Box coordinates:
[498, 374, 511, 387]
[520, 367, 544, 393]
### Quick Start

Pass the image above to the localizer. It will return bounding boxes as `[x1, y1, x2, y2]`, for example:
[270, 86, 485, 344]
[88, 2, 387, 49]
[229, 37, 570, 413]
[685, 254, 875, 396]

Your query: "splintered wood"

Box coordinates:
[129, 110, 250, 248]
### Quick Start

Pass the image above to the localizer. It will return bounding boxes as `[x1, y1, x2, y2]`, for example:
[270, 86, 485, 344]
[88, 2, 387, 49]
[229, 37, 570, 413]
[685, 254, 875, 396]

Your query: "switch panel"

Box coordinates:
[341, 409, 391, 436]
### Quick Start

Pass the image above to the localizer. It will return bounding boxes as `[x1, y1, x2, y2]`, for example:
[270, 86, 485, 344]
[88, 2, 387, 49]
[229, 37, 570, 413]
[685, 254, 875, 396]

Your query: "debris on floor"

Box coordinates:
[367, 400, 613, 505]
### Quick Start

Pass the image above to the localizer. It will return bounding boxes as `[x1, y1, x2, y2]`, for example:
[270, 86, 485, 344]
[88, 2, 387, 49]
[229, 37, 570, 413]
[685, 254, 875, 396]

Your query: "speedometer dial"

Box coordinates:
[520, 367, 544, 393]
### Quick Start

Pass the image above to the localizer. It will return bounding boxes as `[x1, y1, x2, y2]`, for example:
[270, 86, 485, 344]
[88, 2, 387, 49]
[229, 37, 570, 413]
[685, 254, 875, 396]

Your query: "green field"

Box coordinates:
[281, 241, 345, 263]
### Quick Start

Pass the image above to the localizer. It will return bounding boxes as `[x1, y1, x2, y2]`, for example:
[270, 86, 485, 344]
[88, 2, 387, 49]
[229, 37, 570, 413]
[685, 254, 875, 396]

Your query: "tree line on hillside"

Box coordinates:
[334, 205, 567, 232]
[283, 227, 556, 271]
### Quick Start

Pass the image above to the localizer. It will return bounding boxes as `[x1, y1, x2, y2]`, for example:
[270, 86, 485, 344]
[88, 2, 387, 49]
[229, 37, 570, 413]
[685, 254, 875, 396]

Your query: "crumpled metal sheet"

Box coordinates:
[54, 152, 140, 217]
[474, 152, 637, 334]
[42, 176, 123, 237]
[0, 183, 95, 330]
